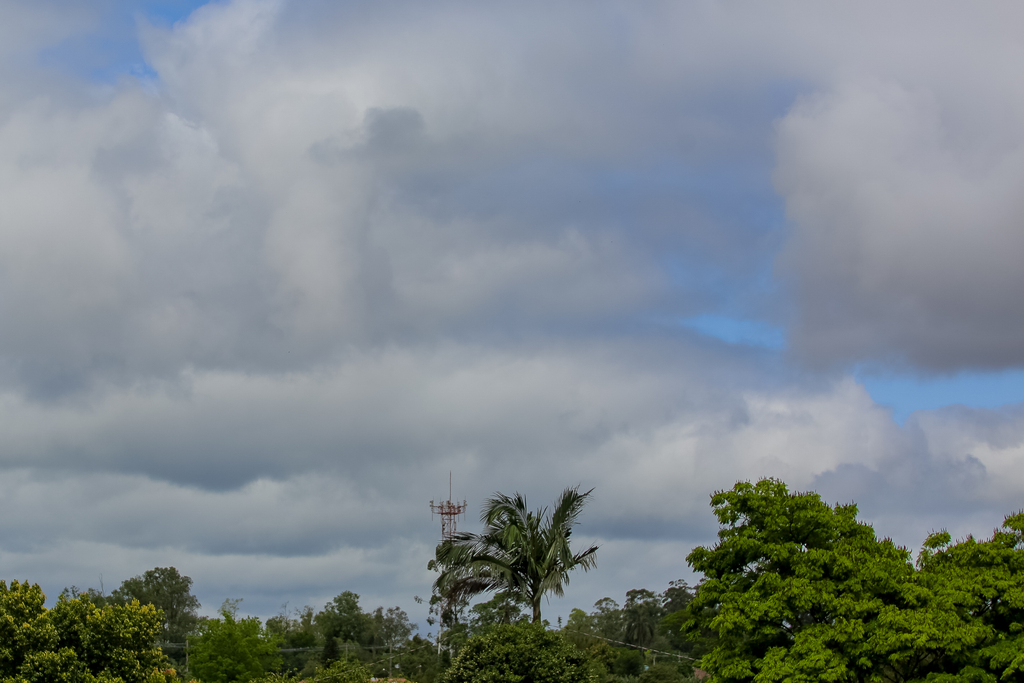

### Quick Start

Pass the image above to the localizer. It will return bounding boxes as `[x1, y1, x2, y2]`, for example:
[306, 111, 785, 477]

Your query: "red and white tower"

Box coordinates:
[430, 472, 467, 540]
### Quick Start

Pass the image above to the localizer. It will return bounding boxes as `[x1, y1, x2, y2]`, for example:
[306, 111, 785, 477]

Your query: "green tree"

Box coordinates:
[370, 606, 415, 676]
[315, 591, 373, 665]
[112, 567, 201, 644]
[0, 580, 168, 683]
[434, 486, 598, 623]
[251, 657, 372, 683]
[915, 513, 1024, 681]
[592, 597, 624, 641]
[623, 588, 662, 648]
[563, 607, 598, 648]
[684, 479, 985, 683]
[468, 591, 528, 636]
[316, 592, 372, 644]
[659, 581, 695, 654]
[266, 606, 318, 676]
[439, 621, 593, 683]
[189, 600, 282, 683]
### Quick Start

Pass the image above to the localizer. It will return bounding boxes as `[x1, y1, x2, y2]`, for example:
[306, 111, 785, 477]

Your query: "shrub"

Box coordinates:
[439, 621, 594, 683]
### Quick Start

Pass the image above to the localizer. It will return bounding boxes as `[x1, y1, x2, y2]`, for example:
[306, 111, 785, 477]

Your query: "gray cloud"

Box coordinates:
[776, 81, 1024, 370]
[1, 0, 1024, 626]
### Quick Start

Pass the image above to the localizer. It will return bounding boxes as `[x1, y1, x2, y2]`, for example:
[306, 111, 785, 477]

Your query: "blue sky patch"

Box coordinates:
[37, 0, 211, 83]
[681, 314, 786, 350]
[860, 369, 1024, 423]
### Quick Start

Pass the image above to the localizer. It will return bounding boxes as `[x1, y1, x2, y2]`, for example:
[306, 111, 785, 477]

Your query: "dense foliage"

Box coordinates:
[0, 580, 169, 683]
[250, 658, 373, 683]
[112, 567, 202, 645]
[439, 622, 594, 683]
[684, 478, 1024, 683]
[188, 600, 282, 683]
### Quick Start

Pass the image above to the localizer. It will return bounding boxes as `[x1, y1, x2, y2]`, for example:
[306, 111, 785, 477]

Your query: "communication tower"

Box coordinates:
[430, 472, 467, 540]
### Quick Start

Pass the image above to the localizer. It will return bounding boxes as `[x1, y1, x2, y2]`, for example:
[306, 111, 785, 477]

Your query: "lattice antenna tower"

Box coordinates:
[430, 472, 467, 541]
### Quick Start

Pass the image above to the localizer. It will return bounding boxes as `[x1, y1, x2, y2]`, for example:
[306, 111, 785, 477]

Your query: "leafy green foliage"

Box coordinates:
[112, 567, 201, 645]
[266, 606, 318, 676]
[188, 600, 282, 683]
[315, 592, 374, 649]
[915, 512, 1024, 680]
[639, 661, 689, 683]
[0, 580, 167, 683]
[250, 657, 373, 683]
[434, 486, 598, 623]
[371, 606, 415, 653]
[683, 479, 997, 682]
[439, 621, 594, 683]
[467, 591, 528, 636]
[623, 589, 661, 648]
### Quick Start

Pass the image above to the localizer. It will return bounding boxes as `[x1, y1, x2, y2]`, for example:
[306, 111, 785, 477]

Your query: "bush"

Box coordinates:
[439, 621, 594, 683]
[250, 658, 372, 683]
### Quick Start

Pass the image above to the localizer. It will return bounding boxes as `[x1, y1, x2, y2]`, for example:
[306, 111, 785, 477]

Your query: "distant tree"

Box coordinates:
[639, 661, 688, 683]
[371, 605, 415, 676]
[112, 566, 201, 644]
[315, 591, 373, 664]
[439, 621, 593, 683]
[266, 605, 319, 675]
[251, 657, 372, 683]
[591, 597, 624, 641]
[189, 599, 282, 683]
[399, 634, 452, 683]
[468, 591, 528, 635]
[0, 579, 167, 682]
[435, 486, 598, 623]
[562, 607, 598, 648]
[660, 580, 693, 614]
[658, 581, 695, 654]
[622, 588, 662, 648]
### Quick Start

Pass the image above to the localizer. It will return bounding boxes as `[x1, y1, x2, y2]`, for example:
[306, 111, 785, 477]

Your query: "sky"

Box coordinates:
[3, 0, 1024, 633]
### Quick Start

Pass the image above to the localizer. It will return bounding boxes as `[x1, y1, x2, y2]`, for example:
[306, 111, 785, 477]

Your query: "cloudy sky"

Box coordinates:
[3, 0, 1024, 631]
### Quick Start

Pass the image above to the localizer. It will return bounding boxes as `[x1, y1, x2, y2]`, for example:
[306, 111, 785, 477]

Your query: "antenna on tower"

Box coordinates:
[429, 471, 467, 541]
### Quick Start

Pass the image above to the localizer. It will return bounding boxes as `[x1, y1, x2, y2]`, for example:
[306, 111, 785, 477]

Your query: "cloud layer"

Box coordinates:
[0, 0, 1023, 624]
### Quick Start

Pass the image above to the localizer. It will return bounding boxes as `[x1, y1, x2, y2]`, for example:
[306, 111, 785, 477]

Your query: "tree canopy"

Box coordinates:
[188, 600, 282, 683]
[112, 566, 201, 645]
[683, 478, 1024, 683]
[439, 621, 594, 683]
[0, 580, 168, 683]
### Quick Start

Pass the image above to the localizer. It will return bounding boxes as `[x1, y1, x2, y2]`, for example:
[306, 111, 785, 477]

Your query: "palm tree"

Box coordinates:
[433, 486, 598, 624]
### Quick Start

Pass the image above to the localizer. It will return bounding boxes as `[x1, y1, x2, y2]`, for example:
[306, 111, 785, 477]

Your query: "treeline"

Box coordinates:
[7, 479, 1023, 682]
[1, 568, 701, 683]
[52, 571, 437, 682]
[432, 585, 701, 683]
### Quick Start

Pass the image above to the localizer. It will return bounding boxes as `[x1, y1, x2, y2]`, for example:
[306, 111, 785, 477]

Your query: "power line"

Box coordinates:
[563, 629, 695, 661]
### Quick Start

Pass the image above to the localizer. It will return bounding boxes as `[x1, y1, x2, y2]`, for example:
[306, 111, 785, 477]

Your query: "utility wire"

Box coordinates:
[563, 629, 695, 661]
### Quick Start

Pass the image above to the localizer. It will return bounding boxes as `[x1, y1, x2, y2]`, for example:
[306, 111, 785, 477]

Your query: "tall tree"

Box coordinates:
[189, 599, 281, 683]
[111, 566, 201, 644]
[684, 479, 986, 683]
[372, 606, 415, 676]
[622, 588, 662, 648]
[468, 591, 528, 636]
[315, 591, 373, 646]
[434, 486, 598, 623]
